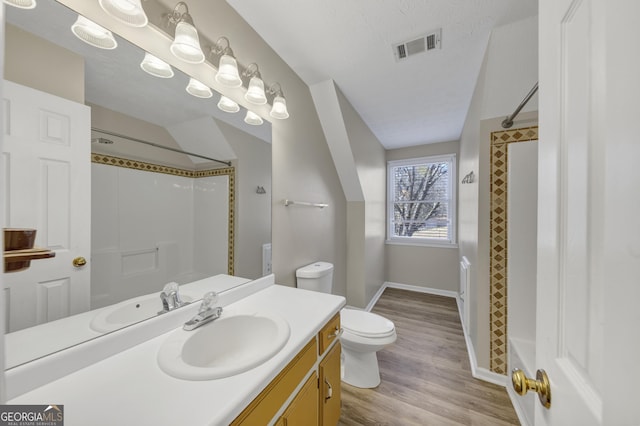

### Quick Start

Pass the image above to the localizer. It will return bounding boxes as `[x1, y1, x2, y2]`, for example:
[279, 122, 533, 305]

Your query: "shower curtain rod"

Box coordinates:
[91, 127, 232, 167]
[501, 82, 539, 129]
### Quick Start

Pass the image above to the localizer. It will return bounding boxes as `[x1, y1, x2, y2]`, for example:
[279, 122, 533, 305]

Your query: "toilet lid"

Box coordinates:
[341, 309, 395, 338]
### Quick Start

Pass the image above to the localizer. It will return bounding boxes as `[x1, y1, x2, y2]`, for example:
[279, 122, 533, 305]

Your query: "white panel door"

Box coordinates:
[536, 0, 640, 424]
[3, 81, 90, 333]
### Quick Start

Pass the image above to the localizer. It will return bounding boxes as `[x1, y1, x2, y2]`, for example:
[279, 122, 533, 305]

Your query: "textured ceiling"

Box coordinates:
[226, 0, 538, 149]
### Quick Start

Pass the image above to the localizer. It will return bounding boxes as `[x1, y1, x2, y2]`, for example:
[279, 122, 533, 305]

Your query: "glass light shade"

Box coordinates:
[170, 21, 205, 64]
[140, 53, 174, 78]
[244, 111, 264, 126]
[270, 95, 290, 119]
[3, 0, 36, 9]
[215, 55, 242, 88]
[71, 15, 118, 50]
[99, 0, 148, 27]
[217, 96, 240, 113]
[245, 76, 267, 105]
[186, 78, 213, 98]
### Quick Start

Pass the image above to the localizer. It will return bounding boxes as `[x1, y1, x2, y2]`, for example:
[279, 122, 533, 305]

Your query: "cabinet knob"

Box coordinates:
[328, 326, 342, 338]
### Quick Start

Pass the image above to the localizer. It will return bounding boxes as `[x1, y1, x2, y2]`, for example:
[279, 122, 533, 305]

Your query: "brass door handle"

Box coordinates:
[72, 256, 87, 268]
[512, 368, 551, 409]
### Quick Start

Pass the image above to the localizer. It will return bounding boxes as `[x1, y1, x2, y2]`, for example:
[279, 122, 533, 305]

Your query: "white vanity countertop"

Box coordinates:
[9, 284, 346, 426]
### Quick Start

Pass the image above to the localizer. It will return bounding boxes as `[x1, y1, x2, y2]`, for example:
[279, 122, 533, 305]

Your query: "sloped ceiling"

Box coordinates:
[226, 0, 538, 149]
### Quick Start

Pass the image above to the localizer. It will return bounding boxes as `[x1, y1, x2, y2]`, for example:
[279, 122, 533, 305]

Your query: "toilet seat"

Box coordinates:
[341, 309, 395, 338]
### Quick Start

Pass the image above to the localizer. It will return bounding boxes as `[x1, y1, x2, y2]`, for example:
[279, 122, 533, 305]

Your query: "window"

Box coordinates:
[387, 154, 456, 246]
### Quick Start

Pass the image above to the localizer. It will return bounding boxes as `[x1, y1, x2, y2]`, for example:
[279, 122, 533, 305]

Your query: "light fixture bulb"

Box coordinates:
[170, 21, 205, 64]
[3, 0, 36, 9]
[244, 111, 263, 126]
[71, 15, 118, 50]
[217, 96, 240, 113]
[140, 53, 174, 78]
[245, 76, 267, 105]
[99, 0, 148, 27]
[270, 95, 289, 119]
[215, 54, 242, 88]
[186, 78, 212, 98]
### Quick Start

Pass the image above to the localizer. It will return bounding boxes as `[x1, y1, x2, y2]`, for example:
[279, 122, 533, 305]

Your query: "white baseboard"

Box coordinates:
[455, 296, 508, 387]
[385, 281, 458, 298]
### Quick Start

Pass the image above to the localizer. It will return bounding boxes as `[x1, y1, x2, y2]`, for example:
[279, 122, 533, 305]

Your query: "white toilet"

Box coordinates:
[296, 261, 397, 388]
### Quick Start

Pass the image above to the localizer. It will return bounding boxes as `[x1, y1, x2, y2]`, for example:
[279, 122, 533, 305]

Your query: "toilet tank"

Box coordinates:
[296, 262, 334, 294]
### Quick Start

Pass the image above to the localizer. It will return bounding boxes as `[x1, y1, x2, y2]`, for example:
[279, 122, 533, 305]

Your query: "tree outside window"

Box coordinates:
[387, 154, 456, 245]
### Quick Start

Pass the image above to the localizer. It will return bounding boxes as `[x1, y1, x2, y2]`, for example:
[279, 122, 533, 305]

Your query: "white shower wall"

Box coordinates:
[91, 164, 229, 308]
[193, 175, 229, 278]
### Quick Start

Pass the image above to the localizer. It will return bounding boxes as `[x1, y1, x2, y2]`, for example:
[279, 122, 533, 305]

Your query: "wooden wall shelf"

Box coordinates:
[4, 247, 56, 272]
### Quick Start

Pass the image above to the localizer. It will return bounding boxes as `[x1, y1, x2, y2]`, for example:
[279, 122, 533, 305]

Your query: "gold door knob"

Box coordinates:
[72, 256, 87, 268]
[512, 368, 551, 409]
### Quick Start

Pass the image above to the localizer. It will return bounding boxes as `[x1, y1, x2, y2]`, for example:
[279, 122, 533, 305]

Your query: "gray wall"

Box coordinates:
[220, 121, 272, 280]
[385, 140, 460, 292]
[5, 24, 84, 104]
[336, 88, 386, 306]
[458, 15, 538, 369]
[178, 0, 348, 289]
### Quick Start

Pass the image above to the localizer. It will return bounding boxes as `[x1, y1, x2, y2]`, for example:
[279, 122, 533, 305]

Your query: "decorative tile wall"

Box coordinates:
[489, 126, 538, 374]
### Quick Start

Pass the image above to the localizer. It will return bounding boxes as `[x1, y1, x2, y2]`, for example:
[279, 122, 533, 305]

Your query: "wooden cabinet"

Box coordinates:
[319, 313, 341, 354]
[232, 313, 342, 426]
[319, 342, 341, 426]
[279, 373, 319, 425]
[231, 339, 317, 425]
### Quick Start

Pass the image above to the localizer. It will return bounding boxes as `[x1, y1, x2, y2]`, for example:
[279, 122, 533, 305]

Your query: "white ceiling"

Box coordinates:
[226, 0, 538, 149]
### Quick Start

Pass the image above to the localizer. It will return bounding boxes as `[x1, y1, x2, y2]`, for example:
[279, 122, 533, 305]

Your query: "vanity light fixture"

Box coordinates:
[242, 63, 267, 105]
[217, 96, 240, 113]
[140, 52, 174, 78]
[166, 2, 205, 64]
[267, 83, 290, 119]
[99, 0, 148, 27]
[3, 0, 36, 9]
[71, 15, 118, 50]
[244, 110, 263, 126]
[211, 37, 242, 88]
[186, 78, 213, 98]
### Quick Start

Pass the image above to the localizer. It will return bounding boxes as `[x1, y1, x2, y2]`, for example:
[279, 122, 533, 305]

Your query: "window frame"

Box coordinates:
[386, 153, 457, 248]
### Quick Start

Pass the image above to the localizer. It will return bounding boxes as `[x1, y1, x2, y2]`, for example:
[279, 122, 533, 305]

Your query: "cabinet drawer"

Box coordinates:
[318, 313, 340, 355]
[231, 338, 317, 425]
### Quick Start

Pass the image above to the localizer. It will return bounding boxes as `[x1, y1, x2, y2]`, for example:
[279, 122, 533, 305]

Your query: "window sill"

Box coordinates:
[385, 239, 459, 249]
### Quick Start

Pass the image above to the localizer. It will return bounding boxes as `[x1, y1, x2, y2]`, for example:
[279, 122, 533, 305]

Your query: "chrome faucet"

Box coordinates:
[158, 282, 188, 314]
[184, 291, 223, 331]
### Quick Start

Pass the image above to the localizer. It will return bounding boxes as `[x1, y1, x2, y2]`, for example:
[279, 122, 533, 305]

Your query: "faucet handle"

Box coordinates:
[162, 282, 179, 295]
[199, 291, 219, 313]
[199, 291, 218, 312]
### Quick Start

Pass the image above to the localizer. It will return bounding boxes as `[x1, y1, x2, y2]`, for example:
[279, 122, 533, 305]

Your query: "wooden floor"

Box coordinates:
[339, 288, 519, 426]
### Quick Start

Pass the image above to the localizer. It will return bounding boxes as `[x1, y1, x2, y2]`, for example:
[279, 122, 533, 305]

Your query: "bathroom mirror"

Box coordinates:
[3, 0, 272, 368]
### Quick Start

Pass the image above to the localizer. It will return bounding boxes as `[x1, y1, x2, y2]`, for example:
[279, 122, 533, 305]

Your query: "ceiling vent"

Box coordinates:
[393, 29, 442, 62]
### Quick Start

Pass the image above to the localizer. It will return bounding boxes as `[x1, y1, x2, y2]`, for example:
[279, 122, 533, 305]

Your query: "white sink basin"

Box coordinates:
[157, 312, 290, 380]
[90, 294, 193, 333]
